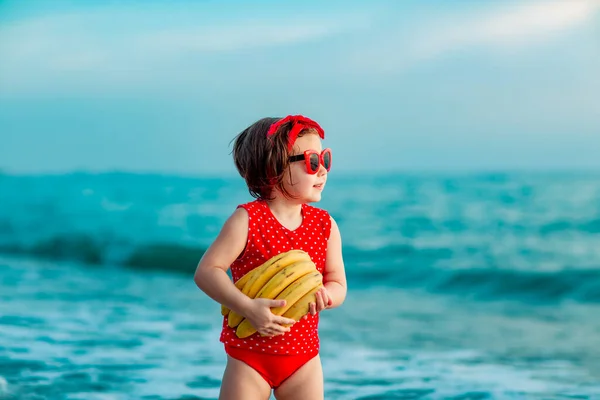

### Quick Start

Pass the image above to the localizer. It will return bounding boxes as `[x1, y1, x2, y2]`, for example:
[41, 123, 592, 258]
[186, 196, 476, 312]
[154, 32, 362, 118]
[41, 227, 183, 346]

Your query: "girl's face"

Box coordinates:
[282, 132, 328, 203]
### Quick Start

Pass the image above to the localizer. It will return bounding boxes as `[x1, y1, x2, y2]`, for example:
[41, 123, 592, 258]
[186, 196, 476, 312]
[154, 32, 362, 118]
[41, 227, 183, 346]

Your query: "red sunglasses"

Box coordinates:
[289, 148, 332, 174]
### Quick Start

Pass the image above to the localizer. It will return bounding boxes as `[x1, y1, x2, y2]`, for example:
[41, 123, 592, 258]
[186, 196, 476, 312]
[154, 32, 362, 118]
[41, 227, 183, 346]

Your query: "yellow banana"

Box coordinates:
[221, 249, 308, 316]
[243, 250, 312, 299]
[235, 271, 323, 338]
[227, 250, 312, 328]
[254, 260, 316, 301]
[220, 268, 257, 316]
[271, 271, 323, 316]
[280, 284, 323, 328]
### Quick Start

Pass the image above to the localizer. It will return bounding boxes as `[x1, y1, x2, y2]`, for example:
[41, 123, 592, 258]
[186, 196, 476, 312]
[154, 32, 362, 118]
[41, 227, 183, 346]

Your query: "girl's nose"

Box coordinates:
[317, 163, 328, 176]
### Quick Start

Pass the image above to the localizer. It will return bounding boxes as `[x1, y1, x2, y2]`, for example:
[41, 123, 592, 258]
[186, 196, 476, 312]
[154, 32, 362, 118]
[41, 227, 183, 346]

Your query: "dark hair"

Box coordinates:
[231, 117, 317, 200]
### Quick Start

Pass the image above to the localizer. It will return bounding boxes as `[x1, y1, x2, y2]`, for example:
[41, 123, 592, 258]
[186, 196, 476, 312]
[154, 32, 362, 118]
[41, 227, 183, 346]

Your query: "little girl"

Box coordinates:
[194, 115, 347, 400]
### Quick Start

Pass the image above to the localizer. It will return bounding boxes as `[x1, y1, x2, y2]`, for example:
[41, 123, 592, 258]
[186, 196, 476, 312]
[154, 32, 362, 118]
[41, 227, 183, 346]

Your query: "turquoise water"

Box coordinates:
[2, 172, 600, 399]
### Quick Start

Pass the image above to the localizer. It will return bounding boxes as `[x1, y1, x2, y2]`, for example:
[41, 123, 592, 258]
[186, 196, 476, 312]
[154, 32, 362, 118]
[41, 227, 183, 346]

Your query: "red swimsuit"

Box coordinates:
[220, 199, 331, 388]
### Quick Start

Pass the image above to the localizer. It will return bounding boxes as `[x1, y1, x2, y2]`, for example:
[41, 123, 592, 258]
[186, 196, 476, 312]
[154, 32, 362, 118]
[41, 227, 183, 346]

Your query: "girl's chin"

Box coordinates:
[306, 192, 322, 203]
[289, 187, 323, 203]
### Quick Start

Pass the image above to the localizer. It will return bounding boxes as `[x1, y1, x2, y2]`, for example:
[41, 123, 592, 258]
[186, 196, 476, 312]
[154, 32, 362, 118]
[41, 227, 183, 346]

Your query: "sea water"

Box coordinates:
[1, 171, 600, 399]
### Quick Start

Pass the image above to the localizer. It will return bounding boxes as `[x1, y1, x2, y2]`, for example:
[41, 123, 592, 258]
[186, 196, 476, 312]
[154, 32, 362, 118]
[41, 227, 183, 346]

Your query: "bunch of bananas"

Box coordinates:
[221, 249, 323, 338]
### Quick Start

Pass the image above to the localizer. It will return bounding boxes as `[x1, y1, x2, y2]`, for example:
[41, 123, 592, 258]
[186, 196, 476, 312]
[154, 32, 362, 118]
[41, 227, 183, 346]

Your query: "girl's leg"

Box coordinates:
[219, 355, 272, 400]
[273, 354, 324, 400]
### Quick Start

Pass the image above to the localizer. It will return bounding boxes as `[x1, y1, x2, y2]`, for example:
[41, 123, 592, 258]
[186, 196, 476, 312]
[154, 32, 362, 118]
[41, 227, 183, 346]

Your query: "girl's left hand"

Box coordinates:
[306, 286, 333, 317]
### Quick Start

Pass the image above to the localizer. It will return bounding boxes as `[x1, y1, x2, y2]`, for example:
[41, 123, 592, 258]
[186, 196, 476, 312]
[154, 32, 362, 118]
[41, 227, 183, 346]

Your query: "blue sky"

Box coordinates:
[1, 0, 599, 175]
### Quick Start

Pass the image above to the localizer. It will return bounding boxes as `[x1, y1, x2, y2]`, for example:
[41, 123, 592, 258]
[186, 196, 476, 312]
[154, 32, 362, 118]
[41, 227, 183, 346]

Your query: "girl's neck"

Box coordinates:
[264, 196, 303, 230]
[265, 197, 302, 218]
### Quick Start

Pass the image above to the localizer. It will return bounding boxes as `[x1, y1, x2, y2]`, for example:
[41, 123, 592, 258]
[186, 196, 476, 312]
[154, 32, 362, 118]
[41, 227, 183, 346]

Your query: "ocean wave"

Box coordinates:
[349, 260, 600, 304]
[0, 233, 204, 274]
[1, 235, 599, 304]
[540, 218, 600, 234]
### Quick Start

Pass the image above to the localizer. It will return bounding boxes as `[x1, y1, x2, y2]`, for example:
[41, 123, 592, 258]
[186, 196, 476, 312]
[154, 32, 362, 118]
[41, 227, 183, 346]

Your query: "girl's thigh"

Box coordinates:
[273, 354, 324, 400]
[219, 355, 272, 400]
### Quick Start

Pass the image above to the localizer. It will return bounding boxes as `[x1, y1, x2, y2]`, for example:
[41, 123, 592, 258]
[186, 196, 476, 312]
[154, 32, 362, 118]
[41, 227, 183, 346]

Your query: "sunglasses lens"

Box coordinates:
[309, 153, 319, 172]
[323, 151, 331, 170]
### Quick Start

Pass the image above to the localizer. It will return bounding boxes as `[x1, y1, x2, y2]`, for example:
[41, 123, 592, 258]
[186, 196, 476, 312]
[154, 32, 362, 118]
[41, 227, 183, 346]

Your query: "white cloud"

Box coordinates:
[355, 0, 600, 72]
[0, 7, 369, 93]
[418, 0, 599, 57]
[135, 24, 343, 53]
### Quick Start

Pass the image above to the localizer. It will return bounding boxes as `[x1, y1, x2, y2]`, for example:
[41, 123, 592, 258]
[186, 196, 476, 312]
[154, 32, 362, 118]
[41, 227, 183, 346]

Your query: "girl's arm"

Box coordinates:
[194, 207, 296, 335]
[313, 216, 347, 312]
[193, 207, 253, 316]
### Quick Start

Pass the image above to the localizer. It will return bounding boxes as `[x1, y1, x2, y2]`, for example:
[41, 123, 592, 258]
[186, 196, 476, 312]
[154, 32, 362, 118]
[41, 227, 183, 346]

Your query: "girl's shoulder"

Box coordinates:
[235, 199, 263, 214]
[303, 204, 333, 237]
[303, 203, 331, 219]
[237, 199, 261, 208]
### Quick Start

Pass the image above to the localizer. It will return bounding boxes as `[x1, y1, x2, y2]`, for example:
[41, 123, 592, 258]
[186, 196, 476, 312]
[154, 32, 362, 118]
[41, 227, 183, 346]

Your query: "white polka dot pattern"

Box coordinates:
[219, 199, 332, 355]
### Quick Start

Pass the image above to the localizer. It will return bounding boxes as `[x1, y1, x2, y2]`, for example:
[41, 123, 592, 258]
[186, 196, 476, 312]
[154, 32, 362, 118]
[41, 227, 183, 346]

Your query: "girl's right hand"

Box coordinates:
[244, 298, 296, 337]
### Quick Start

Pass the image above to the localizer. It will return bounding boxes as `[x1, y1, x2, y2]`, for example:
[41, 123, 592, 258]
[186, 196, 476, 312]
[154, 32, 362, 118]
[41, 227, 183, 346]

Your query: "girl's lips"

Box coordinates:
[313, 183, 325, 190]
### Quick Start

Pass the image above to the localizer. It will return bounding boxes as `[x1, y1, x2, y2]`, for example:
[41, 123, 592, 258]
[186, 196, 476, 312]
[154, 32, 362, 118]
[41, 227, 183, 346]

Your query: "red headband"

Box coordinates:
[267, 115, 325, 151]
